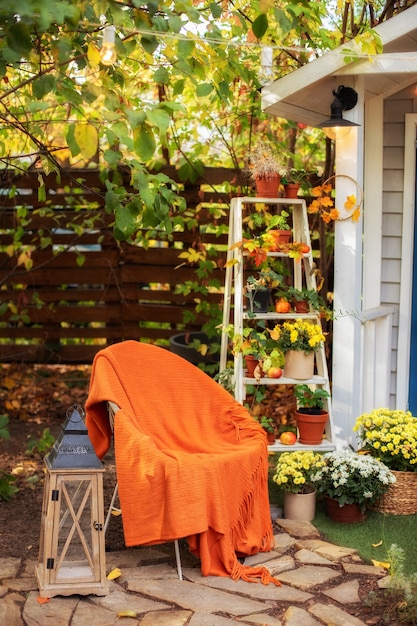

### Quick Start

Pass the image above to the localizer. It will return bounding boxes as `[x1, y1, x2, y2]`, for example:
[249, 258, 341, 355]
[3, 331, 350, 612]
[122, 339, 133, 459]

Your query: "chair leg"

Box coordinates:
[174, 539, 183, 580]
[105, 481, 183, 580]
[104, 482, 119, 535]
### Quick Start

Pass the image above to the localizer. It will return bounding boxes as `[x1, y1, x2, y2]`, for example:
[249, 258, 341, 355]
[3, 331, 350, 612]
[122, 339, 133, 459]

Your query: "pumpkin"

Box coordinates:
[275, 297, 291, 313]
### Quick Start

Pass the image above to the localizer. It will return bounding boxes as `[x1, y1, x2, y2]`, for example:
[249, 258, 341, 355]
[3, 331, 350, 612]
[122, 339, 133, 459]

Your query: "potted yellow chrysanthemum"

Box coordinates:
[273, 450, 325, 521]
[354, 408, 417, 515]
[270, 319, 325, 380]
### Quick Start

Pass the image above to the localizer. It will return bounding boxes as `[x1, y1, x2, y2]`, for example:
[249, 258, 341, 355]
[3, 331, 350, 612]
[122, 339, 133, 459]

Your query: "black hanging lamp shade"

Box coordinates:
[317, 85, 360, 136]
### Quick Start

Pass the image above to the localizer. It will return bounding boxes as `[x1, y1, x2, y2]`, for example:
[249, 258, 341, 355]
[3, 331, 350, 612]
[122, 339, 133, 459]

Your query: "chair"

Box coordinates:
[85, 340, 278, 585]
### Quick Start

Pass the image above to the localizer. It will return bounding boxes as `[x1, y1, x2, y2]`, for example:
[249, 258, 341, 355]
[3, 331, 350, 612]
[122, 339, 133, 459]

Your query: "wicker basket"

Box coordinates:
[373, 470, 417, 515]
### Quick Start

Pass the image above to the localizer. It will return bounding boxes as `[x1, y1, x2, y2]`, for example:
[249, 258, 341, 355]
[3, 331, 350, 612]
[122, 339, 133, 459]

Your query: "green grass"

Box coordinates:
[268, 474, 417, 577]
[312, 499, 417, 577]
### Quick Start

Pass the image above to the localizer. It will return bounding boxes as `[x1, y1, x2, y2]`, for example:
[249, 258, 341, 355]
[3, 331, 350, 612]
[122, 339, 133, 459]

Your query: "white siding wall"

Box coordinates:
[382, 96, 415, 405]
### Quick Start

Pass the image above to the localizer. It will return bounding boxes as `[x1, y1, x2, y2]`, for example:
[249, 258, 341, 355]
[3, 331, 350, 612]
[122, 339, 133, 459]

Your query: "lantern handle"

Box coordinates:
[66, 404, 85, 421]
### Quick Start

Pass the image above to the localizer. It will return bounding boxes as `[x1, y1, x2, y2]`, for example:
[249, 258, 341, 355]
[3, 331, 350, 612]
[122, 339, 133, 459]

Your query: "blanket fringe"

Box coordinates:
[231, 561, 281, 586]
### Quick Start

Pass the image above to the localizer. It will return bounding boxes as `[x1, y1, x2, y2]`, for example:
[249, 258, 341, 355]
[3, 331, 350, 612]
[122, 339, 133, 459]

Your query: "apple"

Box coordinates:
[267, 367, 283, 378]
[280, 431, 297, 445]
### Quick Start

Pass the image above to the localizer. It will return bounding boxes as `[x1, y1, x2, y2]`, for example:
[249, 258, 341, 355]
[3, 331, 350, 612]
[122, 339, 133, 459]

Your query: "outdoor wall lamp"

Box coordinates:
[317, 85, 360, 140]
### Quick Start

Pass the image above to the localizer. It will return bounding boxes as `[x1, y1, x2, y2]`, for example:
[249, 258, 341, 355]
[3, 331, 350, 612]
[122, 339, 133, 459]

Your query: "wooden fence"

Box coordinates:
[0, 167, 239, 363]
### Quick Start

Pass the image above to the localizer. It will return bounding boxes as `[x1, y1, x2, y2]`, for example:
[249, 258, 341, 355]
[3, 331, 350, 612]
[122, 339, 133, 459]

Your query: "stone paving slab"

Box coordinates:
[309, 601, 368, 626]
[184, 568, 314, 603]
[295, 539, 358, 561]
[0, 595, 24, 626]
[282, 606, 323, 625]
[22, 592, 79, 626]
[140, 610, 192, 625]
[294, 548, 334, 566]
[90, 585, 169, 614]
[273, 532, 297, 553]
[0, 557, 21, 579]
[342, 562, 387, 576]
[274, 519, 321, 539]
[126, 578, 270, 615]
[276, 565, 342, 590]
[322, 579, 361, 604]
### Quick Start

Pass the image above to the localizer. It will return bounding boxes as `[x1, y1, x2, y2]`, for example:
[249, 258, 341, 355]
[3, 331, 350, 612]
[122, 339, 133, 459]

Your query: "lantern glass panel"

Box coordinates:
[54, 476, 97, 582]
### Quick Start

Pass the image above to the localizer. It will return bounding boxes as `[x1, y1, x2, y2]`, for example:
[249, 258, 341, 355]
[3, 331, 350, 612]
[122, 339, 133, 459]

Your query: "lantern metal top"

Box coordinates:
[46, 405, 103, 470]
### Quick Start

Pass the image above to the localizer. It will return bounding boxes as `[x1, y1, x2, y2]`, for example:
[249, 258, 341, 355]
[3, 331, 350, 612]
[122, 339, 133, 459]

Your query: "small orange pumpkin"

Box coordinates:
[275, 297, 291, 313]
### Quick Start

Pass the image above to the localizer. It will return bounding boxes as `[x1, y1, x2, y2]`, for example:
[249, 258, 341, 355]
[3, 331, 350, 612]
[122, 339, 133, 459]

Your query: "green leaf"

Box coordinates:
[210, 2, 222, 18]
[7, 23, 31, 56]
[66, 124, 80, 158]
[38, 174, 46, 202]
[177, 39, 195, 58]
[141, 35, 159, 55]
[133, 124, 156, 161]
[32, 75, 55, 99]
[0, 414, 10, 439]
[252, 14, 268, 39]
[196, 83, 213, 97]
[115, 203, 138, 238]
[153, 67, 169, 84]
[146, 108, 171, 134]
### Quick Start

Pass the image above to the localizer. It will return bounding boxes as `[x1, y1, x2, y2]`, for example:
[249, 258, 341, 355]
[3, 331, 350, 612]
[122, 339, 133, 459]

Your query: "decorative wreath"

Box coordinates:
[308, 175, 362, 223]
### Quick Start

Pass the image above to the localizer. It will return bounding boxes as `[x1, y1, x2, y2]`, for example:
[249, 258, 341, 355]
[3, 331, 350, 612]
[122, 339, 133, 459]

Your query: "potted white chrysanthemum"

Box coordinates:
[310, 450, 396, 523]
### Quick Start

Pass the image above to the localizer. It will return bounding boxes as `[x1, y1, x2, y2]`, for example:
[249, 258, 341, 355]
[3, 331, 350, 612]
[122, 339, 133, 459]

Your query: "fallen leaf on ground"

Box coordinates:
[107, 567, 122, 580]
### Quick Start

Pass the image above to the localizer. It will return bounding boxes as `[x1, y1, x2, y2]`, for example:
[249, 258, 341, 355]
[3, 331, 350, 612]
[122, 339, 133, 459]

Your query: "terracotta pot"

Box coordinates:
[244, 355, 263, 378]
[325, 498, 366, 523]
[284, 350, 314, 379]
[295, 409, 328, 445]
[269, 229, 292, 247]
[255, 175, 281, 198]
[265, 430, 276, 444]
[293, 299, 309, 313]
[284, 487, 316, 521]
[284, 183, 300, 198]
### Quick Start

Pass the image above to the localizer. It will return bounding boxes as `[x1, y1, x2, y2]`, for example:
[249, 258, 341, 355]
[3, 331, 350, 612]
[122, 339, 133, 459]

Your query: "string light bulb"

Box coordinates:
[100, 26, 117, 66]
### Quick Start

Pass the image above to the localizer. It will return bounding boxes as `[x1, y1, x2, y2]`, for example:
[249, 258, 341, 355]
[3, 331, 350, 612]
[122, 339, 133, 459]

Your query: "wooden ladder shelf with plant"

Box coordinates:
[220, 196, 335, 452]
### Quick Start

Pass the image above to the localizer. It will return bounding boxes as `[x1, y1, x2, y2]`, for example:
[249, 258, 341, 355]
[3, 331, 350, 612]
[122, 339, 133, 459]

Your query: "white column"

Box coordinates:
[331, 79, 364, 448]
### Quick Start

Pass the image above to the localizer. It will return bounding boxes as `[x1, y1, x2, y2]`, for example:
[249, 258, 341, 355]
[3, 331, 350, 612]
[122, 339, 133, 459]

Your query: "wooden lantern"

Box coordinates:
[36, 405, 108, 598]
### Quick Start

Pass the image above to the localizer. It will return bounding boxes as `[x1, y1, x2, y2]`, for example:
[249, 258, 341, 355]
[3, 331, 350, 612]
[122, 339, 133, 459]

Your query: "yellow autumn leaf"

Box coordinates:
[74, 123, 98, 160]
[117, 610, 138, 618]
[107, 567, 122, 580]
[371, 559, 390, 570]
[87, 42, 101, 67]
[344, 194, 357, 210]
[372, 540, 383, 548]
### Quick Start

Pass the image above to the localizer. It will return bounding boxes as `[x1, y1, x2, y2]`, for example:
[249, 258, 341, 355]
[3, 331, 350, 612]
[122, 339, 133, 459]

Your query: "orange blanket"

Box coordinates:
[85, 340, 279, 585]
